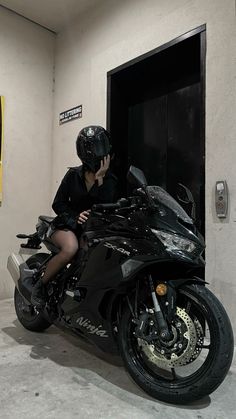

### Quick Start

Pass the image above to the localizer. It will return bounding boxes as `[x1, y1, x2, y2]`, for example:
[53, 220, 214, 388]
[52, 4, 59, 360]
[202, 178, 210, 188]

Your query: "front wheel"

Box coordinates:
[118, 284, 234, 404]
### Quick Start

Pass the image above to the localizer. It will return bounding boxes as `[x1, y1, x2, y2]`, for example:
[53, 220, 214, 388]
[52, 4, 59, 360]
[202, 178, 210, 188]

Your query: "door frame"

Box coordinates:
[107, 24, 206, 134]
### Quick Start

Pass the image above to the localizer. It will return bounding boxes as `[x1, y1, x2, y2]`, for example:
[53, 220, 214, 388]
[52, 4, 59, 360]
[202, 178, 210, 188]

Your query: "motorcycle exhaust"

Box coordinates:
[7, 253, 37, 303]
[7, 253, 25, 285]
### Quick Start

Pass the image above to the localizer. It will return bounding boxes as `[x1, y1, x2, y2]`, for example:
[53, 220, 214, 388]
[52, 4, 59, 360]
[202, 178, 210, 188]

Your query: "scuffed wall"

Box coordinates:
[0, 8, 55, 298]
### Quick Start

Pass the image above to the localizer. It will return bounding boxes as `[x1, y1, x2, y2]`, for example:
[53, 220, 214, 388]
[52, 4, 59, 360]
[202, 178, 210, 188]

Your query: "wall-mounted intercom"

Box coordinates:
[215, 181, 228, 218]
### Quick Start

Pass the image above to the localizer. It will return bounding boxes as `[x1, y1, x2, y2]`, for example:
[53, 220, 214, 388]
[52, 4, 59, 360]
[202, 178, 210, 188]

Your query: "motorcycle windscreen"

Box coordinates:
[147, 185, 193, 224]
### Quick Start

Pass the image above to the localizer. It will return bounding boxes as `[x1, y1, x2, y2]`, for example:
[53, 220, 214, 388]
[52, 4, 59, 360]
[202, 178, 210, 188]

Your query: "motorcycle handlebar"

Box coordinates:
[92, 198, 130, 212]
[92, 203, 121, 211]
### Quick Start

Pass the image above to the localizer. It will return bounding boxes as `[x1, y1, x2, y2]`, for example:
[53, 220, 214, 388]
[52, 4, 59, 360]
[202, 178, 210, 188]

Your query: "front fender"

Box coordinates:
[163, 277, 206, 324]
[168, 277, 206, 289]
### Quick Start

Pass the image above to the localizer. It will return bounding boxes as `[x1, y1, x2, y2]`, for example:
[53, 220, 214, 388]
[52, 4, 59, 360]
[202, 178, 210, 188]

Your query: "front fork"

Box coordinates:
[132, 275, 174, 342]
[133, 275, 204, 341]
[148, 275, 172, 341]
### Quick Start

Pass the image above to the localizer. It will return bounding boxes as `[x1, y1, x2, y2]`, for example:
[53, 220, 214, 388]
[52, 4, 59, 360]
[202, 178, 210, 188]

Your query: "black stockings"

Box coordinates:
[41, 230, 79, 284]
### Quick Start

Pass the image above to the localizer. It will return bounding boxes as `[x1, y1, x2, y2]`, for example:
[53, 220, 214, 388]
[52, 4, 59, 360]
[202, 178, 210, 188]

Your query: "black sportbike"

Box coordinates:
[7, 166, 234, 404]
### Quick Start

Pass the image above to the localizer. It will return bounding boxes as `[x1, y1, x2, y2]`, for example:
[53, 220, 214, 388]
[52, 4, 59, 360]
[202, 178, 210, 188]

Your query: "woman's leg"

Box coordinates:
[41, 230, 79, 284]
[31, 230, 78, 306]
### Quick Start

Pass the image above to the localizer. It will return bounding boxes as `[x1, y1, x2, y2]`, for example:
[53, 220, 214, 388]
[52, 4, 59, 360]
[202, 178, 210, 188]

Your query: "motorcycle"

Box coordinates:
[7, 166, 234, 404]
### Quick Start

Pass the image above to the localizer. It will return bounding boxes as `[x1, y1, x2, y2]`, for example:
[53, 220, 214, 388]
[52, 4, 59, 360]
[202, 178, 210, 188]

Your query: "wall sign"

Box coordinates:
[0, 96, 4, 205]
[59, 105, 82, 125]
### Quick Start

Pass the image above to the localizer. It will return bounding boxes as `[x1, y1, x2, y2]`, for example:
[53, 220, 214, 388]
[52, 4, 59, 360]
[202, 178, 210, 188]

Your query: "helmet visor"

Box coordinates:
[80, 135, 110, 161]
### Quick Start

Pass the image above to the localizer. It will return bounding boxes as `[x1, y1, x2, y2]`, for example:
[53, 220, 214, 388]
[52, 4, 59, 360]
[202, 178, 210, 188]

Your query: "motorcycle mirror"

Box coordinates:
[127, 166, 148, 188]
[177, 183, 194, 204]
[177, 183, 196, 221]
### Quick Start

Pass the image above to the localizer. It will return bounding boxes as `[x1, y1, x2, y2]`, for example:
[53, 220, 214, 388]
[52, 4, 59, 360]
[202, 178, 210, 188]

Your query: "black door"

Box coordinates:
[108, 27, 205, 234]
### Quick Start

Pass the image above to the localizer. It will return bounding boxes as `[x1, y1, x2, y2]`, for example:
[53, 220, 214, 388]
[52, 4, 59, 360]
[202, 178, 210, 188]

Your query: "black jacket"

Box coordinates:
[52, 166, 117, 219]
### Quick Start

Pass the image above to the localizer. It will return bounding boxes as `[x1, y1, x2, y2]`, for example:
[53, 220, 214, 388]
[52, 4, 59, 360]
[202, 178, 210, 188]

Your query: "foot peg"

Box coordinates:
[65, 289, 82, 302]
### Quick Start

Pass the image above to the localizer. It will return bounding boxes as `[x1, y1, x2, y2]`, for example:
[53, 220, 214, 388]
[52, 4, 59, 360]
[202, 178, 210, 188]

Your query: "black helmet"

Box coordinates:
[76, 125, 111, 172]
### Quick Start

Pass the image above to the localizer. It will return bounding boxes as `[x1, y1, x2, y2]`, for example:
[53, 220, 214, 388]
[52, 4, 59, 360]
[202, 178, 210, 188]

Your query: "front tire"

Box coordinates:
[118, 284, 234, 404]
[14, 253, 51, 332]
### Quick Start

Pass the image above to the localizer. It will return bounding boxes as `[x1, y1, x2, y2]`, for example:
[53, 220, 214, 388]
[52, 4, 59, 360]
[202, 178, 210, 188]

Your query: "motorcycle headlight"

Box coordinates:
[151, 229, 196, 254]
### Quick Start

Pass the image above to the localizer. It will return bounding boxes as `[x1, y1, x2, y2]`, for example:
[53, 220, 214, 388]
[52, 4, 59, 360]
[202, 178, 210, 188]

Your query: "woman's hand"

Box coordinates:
[77, 210, 91, 224]
[95, 155, 110, 180]
[95, 155, 110, 186]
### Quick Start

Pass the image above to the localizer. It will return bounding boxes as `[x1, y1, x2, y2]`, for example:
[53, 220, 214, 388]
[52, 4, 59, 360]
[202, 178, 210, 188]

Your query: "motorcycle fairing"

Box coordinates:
[61, 287, 121, 354]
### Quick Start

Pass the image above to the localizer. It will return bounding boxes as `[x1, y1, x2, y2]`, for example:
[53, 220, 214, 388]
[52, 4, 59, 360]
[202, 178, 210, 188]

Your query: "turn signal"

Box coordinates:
[156, 283, 167, 296]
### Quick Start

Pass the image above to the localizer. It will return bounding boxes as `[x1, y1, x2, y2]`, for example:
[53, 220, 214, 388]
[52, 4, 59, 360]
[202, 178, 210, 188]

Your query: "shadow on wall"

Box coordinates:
[1, 319, 212, 410]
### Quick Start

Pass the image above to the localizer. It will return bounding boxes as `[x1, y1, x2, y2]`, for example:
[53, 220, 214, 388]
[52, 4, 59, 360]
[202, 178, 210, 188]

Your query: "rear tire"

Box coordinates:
[14, 253, 51, 332]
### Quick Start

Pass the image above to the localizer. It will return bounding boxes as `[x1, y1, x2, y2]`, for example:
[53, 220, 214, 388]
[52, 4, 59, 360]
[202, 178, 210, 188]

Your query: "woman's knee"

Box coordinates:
[61, 242, 79, 259]
[62, 236, 79, 257]
[52, 230, 79, 258]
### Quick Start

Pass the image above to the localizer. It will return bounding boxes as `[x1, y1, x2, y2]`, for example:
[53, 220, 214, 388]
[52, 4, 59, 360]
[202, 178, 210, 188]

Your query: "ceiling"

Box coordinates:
[0, 0, 103, 33]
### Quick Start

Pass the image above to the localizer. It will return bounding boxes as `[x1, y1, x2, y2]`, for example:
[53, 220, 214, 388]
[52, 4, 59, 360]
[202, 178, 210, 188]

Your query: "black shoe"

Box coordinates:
[31, 280, 46, 308]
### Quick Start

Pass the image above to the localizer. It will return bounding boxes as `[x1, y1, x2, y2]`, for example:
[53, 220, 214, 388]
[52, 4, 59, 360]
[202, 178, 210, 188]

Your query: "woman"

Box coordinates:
[31, 125, 117, 307]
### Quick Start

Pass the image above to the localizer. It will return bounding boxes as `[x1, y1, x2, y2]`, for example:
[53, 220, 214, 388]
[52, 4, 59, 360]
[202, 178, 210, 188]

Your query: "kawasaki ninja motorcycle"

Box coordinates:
[7, 166, 234, 404]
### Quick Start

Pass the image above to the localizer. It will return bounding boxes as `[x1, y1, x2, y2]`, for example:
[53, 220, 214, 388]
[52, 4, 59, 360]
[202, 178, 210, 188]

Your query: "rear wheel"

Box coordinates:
[14, 253, 51, 332]
[118, 284, 234, 404]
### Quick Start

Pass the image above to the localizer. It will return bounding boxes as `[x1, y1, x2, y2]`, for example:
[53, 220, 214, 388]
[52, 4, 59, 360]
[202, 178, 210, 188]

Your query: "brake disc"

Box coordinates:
[138, 307, 204, 368]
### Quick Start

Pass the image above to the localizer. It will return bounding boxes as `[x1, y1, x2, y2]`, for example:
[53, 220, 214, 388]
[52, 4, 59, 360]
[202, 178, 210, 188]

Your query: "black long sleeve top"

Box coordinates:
[52, 166, 117, 219]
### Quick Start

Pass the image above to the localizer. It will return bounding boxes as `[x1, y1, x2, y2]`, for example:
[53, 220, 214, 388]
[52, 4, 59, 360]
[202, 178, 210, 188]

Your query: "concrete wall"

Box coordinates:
[0, 8, 55, 298]
[1, 0, 235, 337]
[52, 0, 236, 333]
